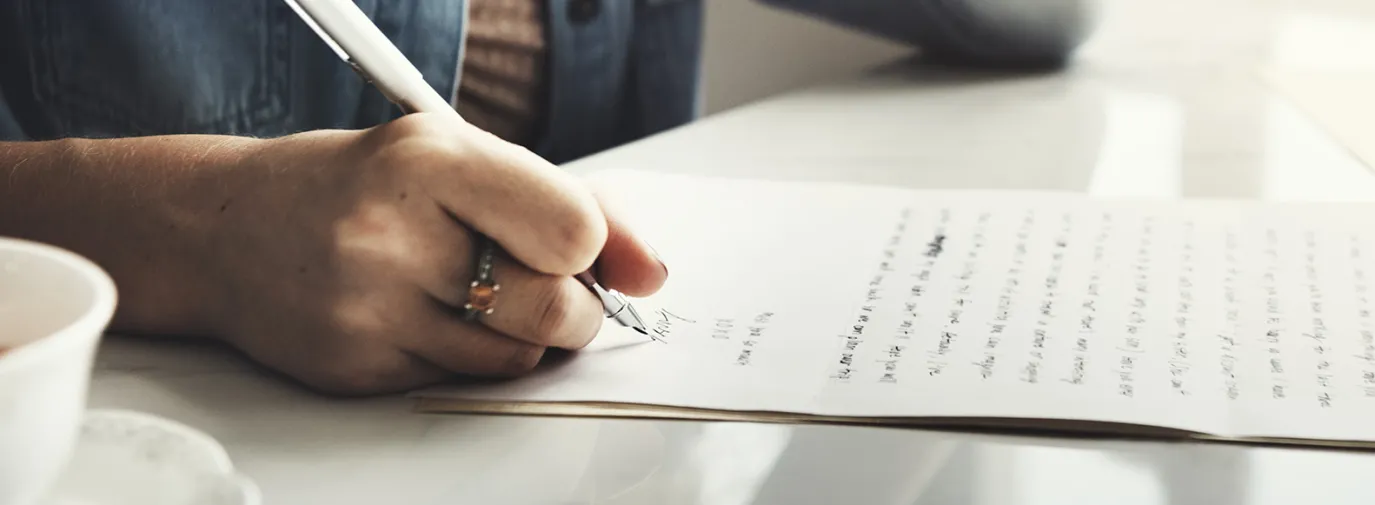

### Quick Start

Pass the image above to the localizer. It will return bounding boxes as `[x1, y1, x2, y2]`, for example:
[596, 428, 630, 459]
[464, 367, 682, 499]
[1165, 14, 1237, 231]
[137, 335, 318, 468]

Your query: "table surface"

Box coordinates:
[90, 0, 1375, 503]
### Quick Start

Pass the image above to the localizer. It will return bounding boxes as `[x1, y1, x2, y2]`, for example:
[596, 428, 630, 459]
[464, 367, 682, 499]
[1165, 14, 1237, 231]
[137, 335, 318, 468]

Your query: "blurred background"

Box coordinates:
[700, 0, 908, 114]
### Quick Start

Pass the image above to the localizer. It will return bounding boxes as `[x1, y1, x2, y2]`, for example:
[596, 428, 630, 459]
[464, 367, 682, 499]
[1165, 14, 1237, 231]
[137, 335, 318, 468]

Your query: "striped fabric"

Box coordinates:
[455, 0, 548, 146]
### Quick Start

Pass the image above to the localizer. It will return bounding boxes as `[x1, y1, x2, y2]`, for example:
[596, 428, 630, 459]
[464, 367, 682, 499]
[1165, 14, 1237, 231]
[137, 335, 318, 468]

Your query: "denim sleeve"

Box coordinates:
[755, 0, 1100, 66]
[0, 0, 462, 140]
[0, 88, 23, 141]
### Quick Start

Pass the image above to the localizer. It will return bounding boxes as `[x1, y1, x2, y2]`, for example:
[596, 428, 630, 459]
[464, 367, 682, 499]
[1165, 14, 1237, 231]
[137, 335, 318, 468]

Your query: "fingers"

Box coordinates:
[590, 192, 668, 298]
[387, 113, 608, 277]
[295, 347, 452, 396]
[406, 307, 550, 377]
[470, 252, 605, 350]
[403, 204, 603, 351]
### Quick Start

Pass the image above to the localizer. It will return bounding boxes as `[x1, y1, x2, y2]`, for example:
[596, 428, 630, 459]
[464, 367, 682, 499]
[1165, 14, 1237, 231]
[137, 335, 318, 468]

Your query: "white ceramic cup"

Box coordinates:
[0, 237, 117, 505]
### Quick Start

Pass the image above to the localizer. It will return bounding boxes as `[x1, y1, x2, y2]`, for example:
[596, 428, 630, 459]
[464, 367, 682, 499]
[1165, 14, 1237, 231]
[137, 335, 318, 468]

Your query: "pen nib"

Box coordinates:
[619, 302, 650, 337]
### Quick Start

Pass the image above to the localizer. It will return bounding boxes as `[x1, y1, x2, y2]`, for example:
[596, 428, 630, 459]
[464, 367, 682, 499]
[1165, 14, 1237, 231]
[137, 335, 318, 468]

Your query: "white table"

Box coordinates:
[91, 0, 1375, 503]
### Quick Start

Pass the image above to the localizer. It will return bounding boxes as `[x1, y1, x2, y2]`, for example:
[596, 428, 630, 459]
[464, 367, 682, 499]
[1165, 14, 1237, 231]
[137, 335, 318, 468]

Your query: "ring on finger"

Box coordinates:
[463, 235, 500, 321]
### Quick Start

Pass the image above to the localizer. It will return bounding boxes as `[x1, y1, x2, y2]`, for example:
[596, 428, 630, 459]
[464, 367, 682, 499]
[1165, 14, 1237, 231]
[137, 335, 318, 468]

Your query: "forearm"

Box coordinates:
[0, 136, 258, 336]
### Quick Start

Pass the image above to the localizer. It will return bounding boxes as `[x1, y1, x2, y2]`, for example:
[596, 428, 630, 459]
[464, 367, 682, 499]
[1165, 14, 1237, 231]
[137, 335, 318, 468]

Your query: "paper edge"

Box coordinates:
[412, 398, 1375, 452]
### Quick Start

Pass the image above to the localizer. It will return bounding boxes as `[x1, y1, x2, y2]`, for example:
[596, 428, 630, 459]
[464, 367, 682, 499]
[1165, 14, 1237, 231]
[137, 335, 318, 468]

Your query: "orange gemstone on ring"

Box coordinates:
[468, 283, 498, 312]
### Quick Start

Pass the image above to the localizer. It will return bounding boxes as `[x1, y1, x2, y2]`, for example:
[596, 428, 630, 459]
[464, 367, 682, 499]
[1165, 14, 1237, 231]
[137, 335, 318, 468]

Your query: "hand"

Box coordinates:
[198, 113, 667, 394]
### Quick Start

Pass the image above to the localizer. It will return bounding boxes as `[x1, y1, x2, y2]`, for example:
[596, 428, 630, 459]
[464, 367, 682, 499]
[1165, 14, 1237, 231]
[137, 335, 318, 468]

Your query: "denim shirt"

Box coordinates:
[0, 0, 1092, 164]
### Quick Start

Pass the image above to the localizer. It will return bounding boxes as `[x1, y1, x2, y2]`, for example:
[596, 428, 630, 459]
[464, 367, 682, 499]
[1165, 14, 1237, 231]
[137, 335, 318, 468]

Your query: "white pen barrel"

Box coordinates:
[286, 0, 456, 116]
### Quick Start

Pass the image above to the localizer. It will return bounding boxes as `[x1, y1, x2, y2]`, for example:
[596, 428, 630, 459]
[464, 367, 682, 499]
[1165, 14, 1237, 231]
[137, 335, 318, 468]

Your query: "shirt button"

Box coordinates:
[568, 0, 601, 25]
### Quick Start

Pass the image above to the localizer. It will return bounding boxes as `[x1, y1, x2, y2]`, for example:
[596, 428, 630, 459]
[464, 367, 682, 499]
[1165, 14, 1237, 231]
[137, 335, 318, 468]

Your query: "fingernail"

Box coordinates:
[645, 239, 668, 276]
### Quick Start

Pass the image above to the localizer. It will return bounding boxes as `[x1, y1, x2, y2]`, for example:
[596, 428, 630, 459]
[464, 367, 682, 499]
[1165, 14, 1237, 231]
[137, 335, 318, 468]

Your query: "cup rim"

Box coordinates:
[0, 237, 118, 370]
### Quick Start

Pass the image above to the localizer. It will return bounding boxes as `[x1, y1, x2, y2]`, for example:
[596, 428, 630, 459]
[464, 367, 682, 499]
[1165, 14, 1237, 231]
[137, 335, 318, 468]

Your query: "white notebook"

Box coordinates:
[414, 170, 1375, 449]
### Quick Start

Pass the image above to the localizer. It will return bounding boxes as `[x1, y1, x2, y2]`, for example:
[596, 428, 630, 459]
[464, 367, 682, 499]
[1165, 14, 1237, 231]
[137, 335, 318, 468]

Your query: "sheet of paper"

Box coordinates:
[414, 170, 1375, 444]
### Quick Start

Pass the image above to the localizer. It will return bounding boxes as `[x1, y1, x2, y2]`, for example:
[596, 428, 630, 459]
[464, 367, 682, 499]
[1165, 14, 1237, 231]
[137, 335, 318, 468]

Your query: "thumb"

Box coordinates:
[589, 190, 668, 298]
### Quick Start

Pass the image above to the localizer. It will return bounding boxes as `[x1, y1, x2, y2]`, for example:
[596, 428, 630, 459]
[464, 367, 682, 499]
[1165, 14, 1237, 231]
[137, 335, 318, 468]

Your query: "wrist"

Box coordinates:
[191, 129, 359, 344]
[57, 135, 265, 339]
[162, 136, 272, 340]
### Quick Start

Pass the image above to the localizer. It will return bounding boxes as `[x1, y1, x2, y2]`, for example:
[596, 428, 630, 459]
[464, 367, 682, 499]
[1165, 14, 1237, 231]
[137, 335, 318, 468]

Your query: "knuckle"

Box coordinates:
[374, 135, 454, 177]
[384, 111, 465, 140]
[528, 280, 576, 344]
[363, 118, 472, 179]
[543, 196, 607, 273]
